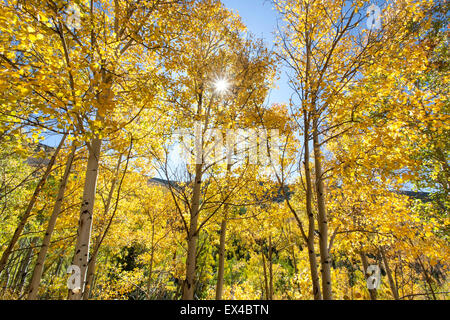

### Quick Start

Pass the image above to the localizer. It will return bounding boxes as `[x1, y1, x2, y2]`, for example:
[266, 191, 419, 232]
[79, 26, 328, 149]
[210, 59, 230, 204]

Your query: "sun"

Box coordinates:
[213, 78, 230, 94]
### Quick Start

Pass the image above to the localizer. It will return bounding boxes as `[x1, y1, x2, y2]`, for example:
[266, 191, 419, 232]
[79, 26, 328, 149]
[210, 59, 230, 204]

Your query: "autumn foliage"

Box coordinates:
[0, 0, 448, 300]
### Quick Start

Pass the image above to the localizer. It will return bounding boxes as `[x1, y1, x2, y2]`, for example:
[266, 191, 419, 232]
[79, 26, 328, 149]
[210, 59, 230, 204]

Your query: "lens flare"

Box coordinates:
[214, 78, 230, 94]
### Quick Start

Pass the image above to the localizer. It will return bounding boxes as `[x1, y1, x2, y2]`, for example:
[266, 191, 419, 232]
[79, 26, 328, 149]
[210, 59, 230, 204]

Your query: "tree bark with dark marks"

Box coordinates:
[312, 124, 332, 300]
[27, 143, 76, 300]
[68, 137, 102, 300]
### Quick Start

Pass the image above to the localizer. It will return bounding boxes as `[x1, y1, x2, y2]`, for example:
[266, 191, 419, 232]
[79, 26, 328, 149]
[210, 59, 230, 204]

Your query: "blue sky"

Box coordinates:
[222, 0, 292, 106]
[222, 0, 278, 45]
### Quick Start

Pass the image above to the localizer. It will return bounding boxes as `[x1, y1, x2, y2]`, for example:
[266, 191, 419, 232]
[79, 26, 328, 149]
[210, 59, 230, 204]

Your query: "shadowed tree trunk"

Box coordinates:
[215, 212, 227, 300]
[146, 230, 155, 298]
[303, 118, 322, 300]
[27, 143, 76, 299]
[380, 246, 399, 300]
[268, 236, 274, 300]
[182, 162, 203, 300]
[261, 248, 269, 300]
[215, 163, 232, 300]
[312, 123, 332, 300]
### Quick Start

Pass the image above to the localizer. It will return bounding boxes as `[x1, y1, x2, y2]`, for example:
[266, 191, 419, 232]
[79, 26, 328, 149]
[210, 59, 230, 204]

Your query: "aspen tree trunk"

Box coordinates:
[301, 24, 322, 300]
[68, 137, 102, 300]
[0, 134, 67, 275]
[268, 236, 273, 300]
[146, 196, 158, 299]
[83, 146, 130, 301]
[182, 163, 203, 300]
[27, 144, 76, 299]
[215, 163, 232, 300]
[182, 87, 205, 300]
[81, 242, 98, 300]
[312, 124, 333, 300]
[303, 120, 322, 300]
[379, 246, 399, 300]
[215, 213, 227, 300]
[146, 244, 155, 298]
[359, 251, 377, 300]
[82, 154, 123, 300]
[261, 250, 269, 300]
[90, 274, 97, 298]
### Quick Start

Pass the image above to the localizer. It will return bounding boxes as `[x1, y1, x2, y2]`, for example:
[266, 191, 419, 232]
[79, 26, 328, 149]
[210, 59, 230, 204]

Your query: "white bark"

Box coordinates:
[27, 143, 76, 299]
[68, 137, 102, 300]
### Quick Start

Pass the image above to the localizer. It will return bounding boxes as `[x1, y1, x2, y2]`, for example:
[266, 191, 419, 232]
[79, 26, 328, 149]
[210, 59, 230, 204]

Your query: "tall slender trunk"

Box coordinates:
[146, 214, 156, 299]
[68, 137, 102, 300]
[82, 153, 123, 300]
[301, 22, 322, 301]
[0, 134, 67, 275]
[312, 123, 332, 300]
[215, 212, 227, 300]
[359, 251, 377, 300]
[182, 88, 205, 301]
[215, 163, 232, 300]
[27, 143, 76, 300]
[379, 246, 399, 300]
[303, 118, 322, 300]
[146, 246, 155, 298]
[90, 274, 97, 298]
[182, 163, 203, 300]
[81, 244, 98, 300]
[268, 236, 273, 300]
[261, 249, 269, 300]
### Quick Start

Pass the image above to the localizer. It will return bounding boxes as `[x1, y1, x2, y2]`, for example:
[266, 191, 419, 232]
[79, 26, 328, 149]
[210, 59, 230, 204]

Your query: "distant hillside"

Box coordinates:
[148, 177, 430, 203]
[29, 145, 432, 203]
